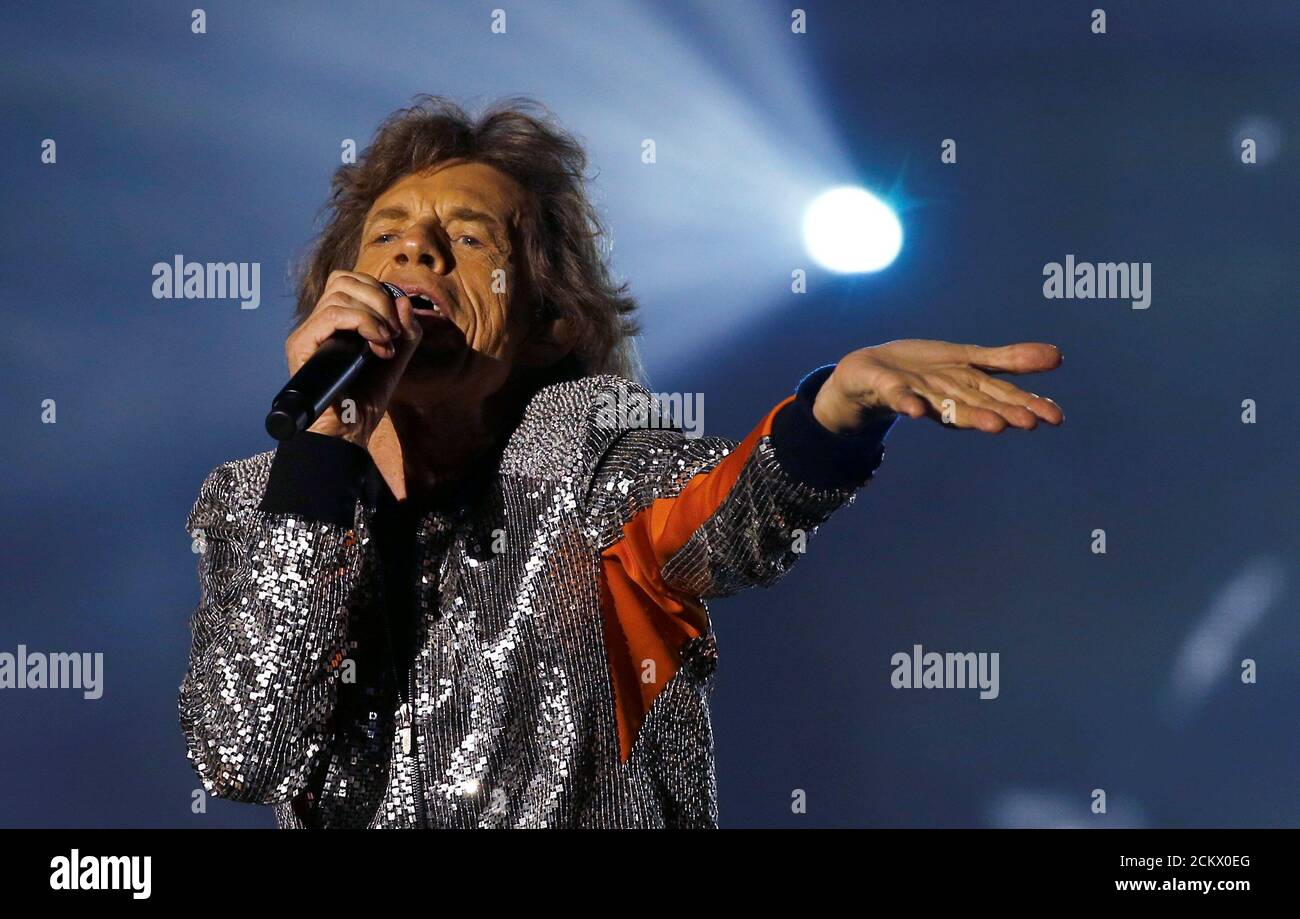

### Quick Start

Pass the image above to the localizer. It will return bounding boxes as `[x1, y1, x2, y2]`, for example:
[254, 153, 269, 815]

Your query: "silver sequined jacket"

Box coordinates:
[179, 368, 889, 828]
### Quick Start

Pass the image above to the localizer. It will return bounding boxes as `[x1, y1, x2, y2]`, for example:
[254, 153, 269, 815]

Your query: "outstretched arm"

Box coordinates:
[584, 344, 1064, 760]
[586, 340, 1065, 601]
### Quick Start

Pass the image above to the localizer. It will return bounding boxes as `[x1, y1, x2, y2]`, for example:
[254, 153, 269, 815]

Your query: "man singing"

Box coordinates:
[179, 96, 1063, 828]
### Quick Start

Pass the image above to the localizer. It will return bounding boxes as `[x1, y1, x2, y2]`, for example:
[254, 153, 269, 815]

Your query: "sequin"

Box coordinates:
[179, 374, 881, 827]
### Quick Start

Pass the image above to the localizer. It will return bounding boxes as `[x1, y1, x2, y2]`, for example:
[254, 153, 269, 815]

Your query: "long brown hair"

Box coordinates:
[292, 95, 642, 382]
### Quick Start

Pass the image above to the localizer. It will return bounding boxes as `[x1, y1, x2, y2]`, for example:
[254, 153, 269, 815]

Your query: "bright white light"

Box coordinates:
[802, 186, 903, 273]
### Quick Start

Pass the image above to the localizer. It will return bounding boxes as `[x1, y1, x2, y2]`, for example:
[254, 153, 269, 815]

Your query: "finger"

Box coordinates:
[930, 375, 1040, 429]
[936, 398, 1009, 433]
[306, 302, 397, 357]
[331, 275, 402, 335]
[326, 268, 385, 292]
[393, 294, 421, 343]
[381, 297, 426, 384]
[964, 342, 1063, 375]
[972, 374, 1064, 424]
[877, 378, 928, 419]
[314, 292, 400, 338]
[911, 383, 1008, 433]
[329, 271, 387, 297]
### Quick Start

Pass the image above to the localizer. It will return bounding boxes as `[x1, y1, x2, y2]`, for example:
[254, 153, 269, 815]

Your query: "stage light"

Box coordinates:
[803, 186, 903, 273]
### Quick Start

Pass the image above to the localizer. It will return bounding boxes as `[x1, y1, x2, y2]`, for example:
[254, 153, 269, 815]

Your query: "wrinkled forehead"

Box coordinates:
[368, 159, 529, 227]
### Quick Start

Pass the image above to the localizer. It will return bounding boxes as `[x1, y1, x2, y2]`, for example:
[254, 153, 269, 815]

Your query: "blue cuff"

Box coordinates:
[768, 364, 896, 490]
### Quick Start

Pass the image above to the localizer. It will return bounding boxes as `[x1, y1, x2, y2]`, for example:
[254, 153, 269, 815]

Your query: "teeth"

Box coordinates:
[410, 294, 441, 315]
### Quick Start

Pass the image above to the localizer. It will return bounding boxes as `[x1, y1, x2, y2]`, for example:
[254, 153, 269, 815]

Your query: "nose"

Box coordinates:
[390, 222, 450, 273]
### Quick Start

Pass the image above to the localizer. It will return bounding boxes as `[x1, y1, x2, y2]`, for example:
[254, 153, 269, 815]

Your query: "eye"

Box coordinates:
[456, 234, 483, 248]
[372, 233, 397, 244]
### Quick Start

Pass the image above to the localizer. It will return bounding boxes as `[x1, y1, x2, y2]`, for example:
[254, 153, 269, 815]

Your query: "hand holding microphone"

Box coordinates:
[266, 272, 421, 445]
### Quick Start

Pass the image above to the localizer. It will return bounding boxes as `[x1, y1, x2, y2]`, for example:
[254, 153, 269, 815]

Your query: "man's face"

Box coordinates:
[353, 159, 535, 392]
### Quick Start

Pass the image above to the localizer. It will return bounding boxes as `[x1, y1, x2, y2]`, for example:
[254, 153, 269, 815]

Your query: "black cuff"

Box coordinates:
[257, 432, 388, 527]
[769, 364, 896, 491]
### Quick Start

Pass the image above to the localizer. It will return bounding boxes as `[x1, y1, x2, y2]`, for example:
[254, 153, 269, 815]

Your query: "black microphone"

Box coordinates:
[264, 281, 406, 441]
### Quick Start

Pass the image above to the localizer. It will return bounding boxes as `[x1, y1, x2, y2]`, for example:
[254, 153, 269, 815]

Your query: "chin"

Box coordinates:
[402, 348, 461, 378]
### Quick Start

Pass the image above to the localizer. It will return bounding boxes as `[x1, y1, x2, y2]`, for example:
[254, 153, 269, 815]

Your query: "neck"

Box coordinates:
[369, 391, 509, 505]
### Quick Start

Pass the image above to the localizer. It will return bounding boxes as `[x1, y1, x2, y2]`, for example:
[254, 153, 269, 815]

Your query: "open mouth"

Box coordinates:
[386, 281, 455, 323]
[408, 294, 449, 320]
[382, 281, 465, 355]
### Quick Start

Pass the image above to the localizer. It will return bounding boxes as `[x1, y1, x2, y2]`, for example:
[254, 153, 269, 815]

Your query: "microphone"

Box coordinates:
[264, 281, 406, 442]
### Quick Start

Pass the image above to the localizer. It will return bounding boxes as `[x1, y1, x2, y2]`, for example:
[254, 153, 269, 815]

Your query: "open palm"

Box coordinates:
[814, 339, 1065, 434]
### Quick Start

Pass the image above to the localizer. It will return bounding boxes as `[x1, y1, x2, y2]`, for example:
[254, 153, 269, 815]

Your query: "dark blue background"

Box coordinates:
[1, 0, 1295, 827]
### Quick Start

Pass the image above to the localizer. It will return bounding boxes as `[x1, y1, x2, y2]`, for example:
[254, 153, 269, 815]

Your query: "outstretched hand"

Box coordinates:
[813, 339, 1065, 434]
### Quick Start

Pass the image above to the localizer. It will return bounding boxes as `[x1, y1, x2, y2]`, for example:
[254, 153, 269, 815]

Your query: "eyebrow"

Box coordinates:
[444, 206, 507, 245]
[444, 206, 502, 229]
[365, 204, 507, 244]
[367, 205, 410, 224]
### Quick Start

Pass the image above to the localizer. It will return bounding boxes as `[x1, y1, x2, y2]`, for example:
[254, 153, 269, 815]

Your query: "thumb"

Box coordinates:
[394, 295, 422, 343]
